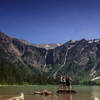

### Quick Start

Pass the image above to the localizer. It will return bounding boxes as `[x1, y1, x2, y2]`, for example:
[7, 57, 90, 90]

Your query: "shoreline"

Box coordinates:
[0, 84, 100, 87]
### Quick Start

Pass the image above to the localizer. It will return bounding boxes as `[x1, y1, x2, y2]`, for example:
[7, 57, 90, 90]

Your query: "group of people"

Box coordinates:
[59, 74, 72, 90]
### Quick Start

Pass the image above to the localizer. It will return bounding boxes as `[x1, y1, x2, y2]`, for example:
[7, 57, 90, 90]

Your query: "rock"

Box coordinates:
[34, 90, 52, 95]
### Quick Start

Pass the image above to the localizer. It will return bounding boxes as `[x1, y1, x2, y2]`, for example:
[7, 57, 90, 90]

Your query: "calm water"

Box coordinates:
[0, 85, 100, 100]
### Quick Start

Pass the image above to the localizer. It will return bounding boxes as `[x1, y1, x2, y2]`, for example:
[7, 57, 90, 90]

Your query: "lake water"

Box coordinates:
[0, 85, 100, 100]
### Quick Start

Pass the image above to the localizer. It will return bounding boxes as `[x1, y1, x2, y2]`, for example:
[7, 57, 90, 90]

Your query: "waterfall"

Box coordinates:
[90, 47, 98, 78]
[90, 59, 98, 78]
[43, 50, 48, 71]
[90, 59, 99, 78]
[91, 62, 100, 81]
[90, 63, 97, 78]
[53, 48, 69, 78]
[53, 45, 74, 78]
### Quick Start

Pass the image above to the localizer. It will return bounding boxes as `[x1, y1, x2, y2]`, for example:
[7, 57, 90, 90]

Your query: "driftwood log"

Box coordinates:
[57, 89, 77, 94]
[34, 90, 52, 96]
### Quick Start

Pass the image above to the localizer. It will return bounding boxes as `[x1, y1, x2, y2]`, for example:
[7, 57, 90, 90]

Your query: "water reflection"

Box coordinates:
[91, 86, 100, 99]
[42, 95, 52, 100]
[58, 93, 72, 100]
[41, 93, 72, 100]
[1, 86, 100, 100]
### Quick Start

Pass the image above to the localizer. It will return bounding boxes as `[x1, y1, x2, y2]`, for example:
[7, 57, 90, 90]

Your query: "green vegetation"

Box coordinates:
[52, 61, 100, 85]
[0, 59, 57, 85]
[1, 58, 100, 85]
[47, 64, 61, 77]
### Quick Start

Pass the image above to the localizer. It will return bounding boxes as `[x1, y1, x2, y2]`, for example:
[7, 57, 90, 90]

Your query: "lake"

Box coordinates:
[0, 85, 100, 100]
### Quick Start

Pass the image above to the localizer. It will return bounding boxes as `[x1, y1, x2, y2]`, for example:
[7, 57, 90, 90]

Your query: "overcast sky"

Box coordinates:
[0, 0, 100, 44]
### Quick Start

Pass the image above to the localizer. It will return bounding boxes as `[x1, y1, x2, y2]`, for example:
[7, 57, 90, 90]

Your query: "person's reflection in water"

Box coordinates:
[58, 93, 72, 100]
[42, 95, 52, 100]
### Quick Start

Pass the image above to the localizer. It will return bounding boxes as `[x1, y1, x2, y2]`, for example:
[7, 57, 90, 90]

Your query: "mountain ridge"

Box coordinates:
[1, 32, 100, 84]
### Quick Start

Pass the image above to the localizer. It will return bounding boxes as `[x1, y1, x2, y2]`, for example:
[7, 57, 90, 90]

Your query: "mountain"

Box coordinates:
[19, 40, 62, 49]
[0, 32, 100, 84]
[37, 43, 62, 49]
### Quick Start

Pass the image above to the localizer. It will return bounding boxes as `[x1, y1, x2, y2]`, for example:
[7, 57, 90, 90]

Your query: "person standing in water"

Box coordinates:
[62, 75, 66, 89]
[66, 75, 72, 90]
[59, 75, 66, 89]
[59, 75, 63, 89]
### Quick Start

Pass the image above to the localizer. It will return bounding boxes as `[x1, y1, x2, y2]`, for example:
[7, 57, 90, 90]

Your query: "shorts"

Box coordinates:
[66, 82, 71, 86]
[59, 81, 66, 84]
[62, 82, 66, 85]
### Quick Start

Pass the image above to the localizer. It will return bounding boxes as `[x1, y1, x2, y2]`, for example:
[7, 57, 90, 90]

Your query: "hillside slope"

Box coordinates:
[0, 32, 100, 84]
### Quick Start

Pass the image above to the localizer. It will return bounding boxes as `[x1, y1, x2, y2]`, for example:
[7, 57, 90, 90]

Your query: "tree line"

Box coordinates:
[0, 59, 58, 85]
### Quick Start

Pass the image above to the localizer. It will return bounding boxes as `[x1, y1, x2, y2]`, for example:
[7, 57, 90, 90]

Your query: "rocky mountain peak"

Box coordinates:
[1, 32, 100, 82]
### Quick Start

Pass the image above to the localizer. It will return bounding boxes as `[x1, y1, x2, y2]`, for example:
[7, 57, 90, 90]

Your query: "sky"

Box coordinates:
[0, 0, 100, 44]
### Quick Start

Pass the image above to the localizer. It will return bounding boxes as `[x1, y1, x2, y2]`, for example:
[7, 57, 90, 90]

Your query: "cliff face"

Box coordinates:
[0, 32, 47, 68]
[12, 38, 47, 67]
[50, 39, 100, 79]
[1, 32, 100, 80]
